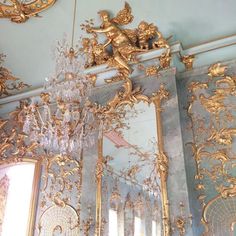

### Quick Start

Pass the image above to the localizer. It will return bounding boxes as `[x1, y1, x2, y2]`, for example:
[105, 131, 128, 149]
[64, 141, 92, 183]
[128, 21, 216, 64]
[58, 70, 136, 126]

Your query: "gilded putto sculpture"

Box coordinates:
[81, 2, 171, 80]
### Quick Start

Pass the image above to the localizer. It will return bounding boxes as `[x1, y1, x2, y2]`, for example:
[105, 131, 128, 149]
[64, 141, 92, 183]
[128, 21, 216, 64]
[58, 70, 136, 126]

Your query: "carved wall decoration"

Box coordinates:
[0, 54, 29, 97]
[38, 205, 79, 236]
[0, 0, 56, 23]
[81, 2, 171, 81]
[38, 154, 83, 234]
[186, 62, 236, 234]
[0, 175, 9, 235]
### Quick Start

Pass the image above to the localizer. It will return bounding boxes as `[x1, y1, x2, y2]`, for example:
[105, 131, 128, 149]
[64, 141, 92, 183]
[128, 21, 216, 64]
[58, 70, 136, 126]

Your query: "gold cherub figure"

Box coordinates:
[137, 21, 157, 50]
[86, 2, 143, 76]
[80, 38, 110, 68]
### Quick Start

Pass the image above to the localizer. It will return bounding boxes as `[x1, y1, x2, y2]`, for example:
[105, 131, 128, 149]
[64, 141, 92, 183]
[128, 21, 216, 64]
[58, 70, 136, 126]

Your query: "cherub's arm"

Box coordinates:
[91, 25, 113, 33]
[103, 39, 112, 48]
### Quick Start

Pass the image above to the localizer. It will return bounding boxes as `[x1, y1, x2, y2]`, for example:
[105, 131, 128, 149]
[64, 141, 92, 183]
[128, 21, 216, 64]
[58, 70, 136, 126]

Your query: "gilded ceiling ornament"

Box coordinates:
[0, 54, 29, 97]
[0, 0, 56, 23]
[181, 55, 195, 70]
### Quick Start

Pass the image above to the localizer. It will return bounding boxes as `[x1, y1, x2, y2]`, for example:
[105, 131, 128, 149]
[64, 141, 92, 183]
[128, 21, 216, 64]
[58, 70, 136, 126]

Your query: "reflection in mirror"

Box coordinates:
[0, 161, 40, 236]
[102, 101, 162, 236]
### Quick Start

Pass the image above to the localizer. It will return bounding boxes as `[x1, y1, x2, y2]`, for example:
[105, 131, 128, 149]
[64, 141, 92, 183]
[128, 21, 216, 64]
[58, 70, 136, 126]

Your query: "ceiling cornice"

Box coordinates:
[0, 34, 236, 106]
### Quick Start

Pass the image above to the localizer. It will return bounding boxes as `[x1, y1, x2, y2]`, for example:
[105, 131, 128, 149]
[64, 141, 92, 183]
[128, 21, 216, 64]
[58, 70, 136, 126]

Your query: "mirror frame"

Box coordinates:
[95, 78, 171, 236]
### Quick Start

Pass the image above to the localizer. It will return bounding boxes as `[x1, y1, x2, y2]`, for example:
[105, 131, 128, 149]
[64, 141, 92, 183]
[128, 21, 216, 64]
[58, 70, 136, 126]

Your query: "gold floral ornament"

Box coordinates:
[0, 0, 56, 23]
[0, 54, 29, 97]
[81, 2, 171, 79]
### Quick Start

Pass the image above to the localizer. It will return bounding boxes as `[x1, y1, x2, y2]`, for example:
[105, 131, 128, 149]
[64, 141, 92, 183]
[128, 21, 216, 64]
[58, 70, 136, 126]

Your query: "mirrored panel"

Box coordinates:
[101, 101, 162, 236]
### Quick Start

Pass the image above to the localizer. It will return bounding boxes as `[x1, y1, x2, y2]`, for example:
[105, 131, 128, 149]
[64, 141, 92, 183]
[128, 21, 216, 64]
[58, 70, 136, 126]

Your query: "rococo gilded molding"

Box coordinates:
[0, 0, 56, 23]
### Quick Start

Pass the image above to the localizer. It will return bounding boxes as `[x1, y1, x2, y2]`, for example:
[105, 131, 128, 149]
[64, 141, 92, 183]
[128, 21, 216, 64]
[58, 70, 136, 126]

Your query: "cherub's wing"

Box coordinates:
[111, 2, 134, 26]
[123, 29, 137, 44]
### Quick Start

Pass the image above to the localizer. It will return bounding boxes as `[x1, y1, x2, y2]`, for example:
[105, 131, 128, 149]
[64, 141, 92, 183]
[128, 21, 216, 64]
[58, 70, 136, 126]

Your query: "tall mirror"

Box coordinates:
[100, 101, 163, 236]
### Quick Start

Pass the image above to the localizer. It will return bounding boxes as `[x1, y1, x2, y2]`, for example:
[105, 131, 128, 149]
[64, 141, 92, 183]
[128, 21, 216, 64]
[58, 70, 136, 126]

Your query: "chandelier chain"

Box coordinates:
[71, 0, 77, 49]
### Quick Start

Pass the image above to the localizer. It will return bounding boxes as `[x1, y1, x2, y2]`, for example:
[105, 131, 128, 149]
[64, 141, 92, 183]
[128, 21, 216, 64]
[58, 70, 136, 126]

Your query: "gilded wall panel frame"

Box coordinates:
[95, 78, 171, 236]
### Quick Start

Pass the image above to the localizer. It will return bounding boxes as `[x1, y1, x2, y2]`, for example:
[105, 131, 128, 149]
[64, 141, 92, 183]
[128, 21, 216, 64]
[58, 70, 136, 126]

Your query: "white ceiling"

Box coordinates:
[0, 0, 236, 89]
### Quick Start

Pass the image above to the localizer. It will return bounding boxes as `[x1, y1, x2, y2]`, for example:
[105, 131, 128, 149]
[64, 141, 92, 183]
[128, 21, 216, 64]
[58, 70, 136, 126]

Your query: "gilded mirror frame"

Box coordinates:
[0, 157, 42, 236]
[95, 78, 171, 236]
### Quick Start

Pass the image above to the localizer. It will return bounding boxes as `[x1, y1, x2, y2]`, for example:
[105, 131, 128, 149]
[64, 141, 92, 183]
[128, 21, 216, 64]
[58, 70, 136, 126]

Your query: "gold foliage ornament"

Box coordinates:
[0, 0, 56, 23]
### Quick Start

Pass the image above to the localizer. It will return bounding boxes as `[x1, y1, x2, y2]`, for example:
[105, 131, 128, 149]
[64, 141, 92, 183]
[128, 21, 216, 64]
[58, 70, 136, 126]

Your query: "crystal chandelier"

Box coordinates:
[23, 0, 99, 156]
